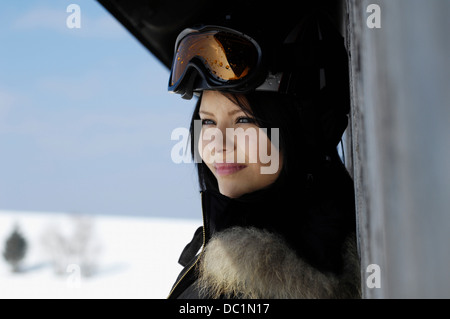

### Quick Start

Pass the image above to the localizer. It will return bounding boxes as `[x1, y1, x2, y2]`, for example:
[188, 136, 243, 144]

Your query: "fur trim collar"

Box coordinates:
[197, 227, 361, 299]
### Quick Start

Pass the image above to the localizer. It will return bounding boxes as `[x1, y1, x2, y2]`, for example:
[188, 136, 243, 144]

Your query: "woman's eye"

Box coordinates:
[201, 119, 215, 126]
[236, 116, 255, 124]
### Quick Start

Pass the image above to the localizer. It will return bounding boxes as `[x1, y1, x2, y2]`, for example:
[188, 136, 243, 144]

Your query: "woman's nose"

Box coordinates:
[213, 126, 227, 153]
[211, 124, 235, 155]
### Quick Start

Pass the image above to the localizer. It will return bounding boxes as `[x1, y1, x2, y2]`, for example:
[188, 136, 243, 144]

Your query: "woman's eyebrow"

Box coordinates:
[199, 109, 244, 116]
[228, 109, 244, 116]
[199, 110, 214, 116]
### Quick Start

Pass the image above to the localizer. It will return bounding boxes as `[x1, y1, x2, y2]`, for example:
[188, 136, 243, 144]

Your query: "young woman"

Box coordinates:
[167, 12, 361, 299]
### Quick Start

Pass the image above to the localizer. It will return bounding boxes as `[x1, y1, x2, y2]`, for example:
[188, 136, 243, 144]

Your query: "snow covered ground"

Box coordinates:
[0, 210, 201, 299]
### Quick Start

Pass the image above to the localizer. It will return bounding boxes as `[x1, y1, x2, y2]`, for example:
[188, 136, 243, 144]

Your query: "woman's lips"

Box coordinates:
[213, 163, 247, 176]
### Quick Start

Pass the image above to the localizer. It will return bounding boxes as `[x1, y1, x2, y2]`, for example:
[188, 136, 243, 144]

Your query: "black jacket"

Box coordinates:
[167, 177, 361, 299]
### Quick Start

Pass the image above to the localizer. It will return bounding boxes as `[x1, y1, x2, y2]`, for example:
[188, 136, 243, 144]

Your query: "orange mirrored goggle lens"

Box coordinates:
[171, 31, 259, 86]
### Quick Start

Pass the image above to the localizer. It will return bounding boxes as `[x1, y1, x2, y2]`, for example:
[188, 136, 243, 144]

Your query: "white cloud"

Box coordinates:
[5, 109, 184, 161]
[0, 76, 182, 161]
[0, 89, 23, 127]
[13, 7, 66, 31]
[37, 72, 103, 101]
[0, 90, 15, 118]
[82, 15, 127, 39]
[12, 6, 127, 39]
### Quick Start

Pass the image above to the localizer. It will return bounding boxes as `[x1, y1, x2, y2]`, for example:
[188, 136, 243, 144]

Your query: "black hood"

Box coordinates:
[201, 164, 355, 275]
[202, 183, 287, 239]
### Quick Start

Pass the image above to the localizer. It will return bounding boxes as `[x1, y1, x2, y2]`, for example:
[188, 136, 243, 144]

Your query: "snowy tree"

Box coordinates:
[3, 225, 28, 272]
[41, 214, 101, 277]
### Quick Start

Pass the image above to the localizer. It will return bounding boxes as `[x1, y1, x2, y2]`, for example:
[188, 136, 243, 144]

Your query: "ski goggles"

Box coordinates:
[168, 26, 274, 99]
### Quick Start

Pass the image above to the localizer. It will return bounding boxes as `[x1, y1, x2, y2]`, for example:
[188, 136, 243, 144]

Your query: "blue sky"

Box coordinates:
[0, 1, 201, 219]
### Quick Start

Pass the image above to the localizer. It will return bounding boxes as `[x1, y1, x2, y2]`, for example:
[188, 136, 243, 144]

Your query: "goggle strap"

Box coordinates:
[255, 72, 283, 92]
[180, 70, 198, 100]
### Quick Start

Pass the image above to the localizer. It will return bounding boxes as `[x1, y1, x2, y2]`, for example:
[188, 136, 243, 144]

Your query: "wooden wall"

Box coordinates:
[340, 0, 450, 298]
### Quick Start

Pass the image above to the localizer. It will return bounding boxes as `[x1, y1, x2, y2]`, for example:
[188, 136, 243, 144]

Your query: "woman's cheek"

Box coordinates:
[198, 128, 214, 164]
[235, 127, 259, 164]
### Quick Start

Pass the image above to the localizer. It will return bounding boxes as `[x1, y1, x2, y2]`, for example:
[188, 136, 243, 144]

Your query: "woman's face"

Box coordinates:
[198, 90, 282, 198]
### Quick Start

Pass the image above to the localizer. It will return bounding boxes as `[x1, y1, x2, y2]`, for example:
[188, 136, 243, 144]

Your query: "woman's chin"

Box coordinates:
[218, 184, 246, 199]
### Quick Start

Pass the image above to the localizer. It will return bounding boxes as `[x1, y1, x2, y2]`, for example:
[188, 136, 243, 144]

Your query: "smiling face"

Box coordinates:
[198, 90, 282, 198]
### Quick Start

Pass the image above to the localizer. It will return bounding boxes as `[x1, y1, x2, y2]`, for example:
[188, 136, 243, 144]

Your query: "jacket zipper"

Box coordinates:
[167, 192, 206, 299]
